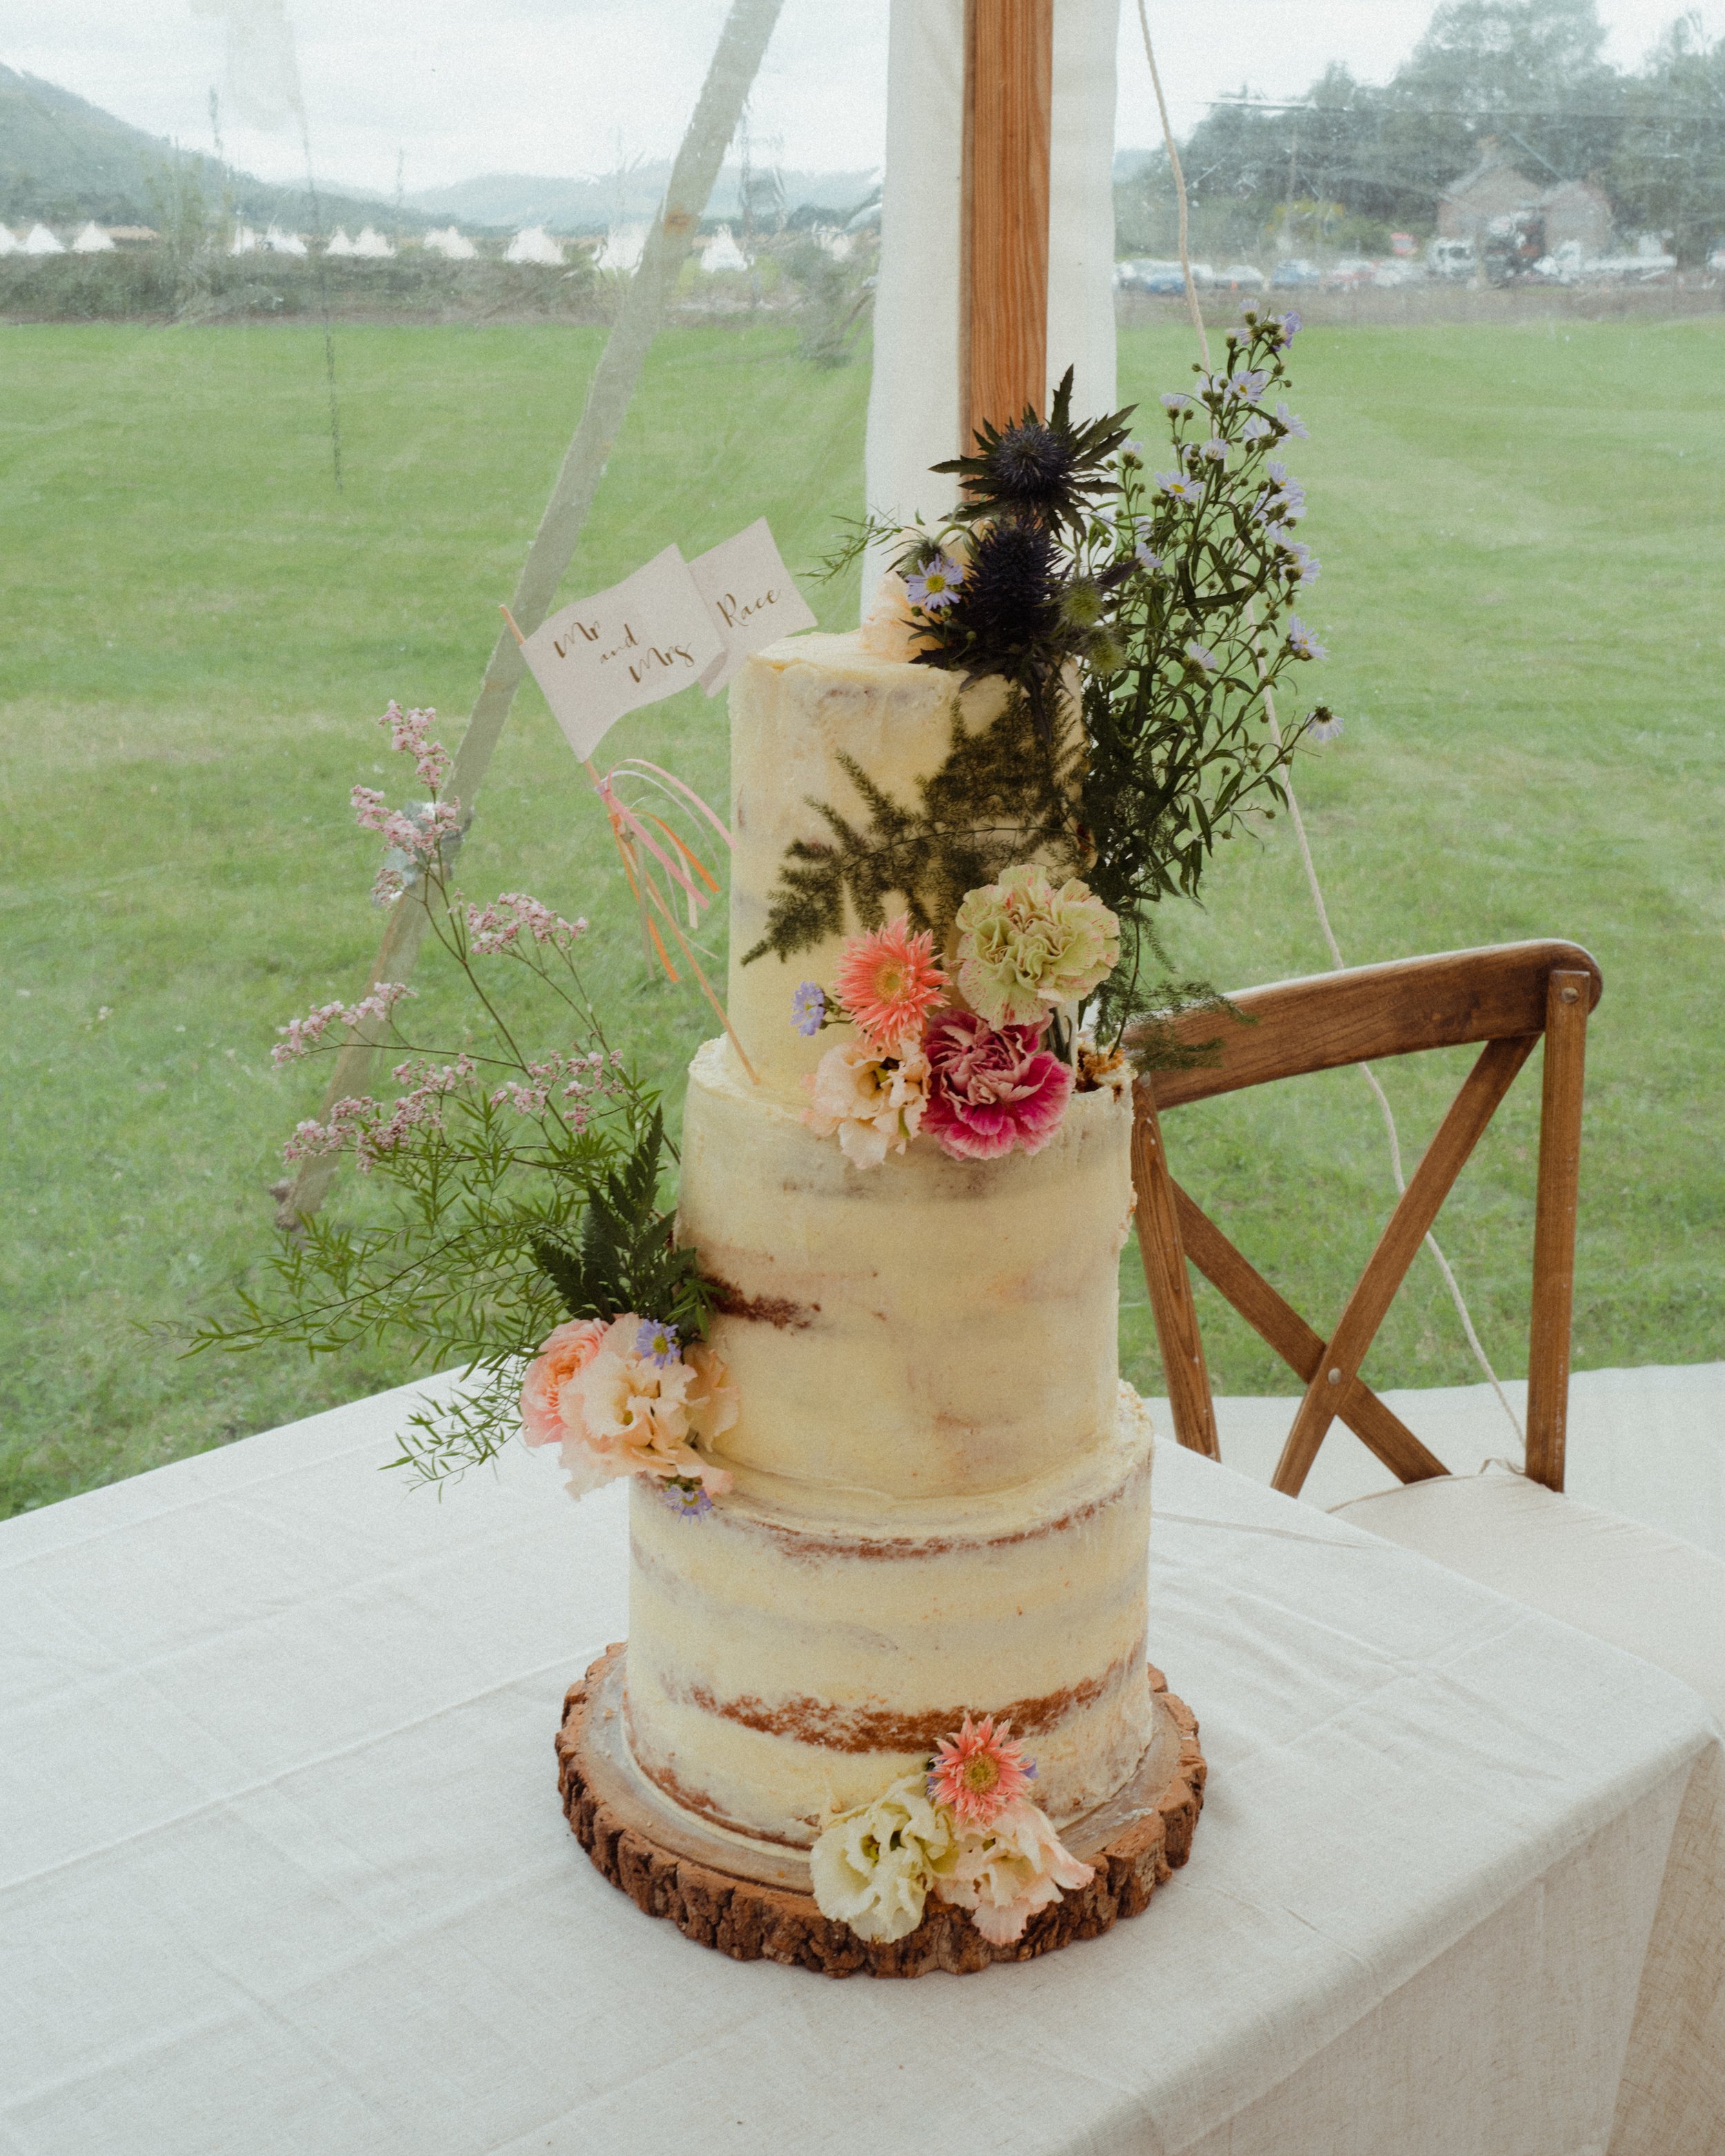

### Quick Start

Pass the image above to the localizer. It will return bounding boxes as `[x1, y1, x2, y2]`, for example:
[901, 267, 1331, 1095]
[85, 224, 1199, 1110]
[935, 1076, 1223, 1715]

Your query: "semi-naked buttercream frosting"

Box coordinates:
[624, 630, 1159, 1850]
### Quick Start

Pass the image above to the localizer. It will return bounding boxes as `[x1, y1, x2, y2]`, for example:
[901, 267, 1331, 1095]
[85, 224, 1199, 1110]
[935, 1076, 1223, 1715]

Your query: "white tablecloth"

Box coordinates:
[4, 1380, 1722, 2156]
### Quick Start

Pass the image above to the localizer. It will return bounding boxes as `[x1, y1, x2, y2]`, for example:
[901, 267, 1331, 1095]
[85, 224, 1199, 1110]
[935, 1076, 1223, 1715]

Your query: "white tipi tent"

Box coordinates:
[593, 222, 647, 273]
[324, 228, 357, 257]
[698, 224, 748, 273]
[22, 224, 65, 255]
[230, 223, 261, 255]
[506, 226, 564, 266]
[71, 222, 115, 253]
[352, 226, 395, 258]
[423, 226, 477, 260]
[263, 225, 307, 256]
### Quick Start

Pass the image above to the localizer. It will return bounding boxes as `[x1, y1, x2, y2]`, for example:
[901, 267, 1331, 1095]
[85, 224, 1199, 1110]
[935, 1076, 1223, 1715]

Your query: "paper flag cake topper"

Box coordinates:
[688, 518, 818, 694]
[515, 522, 814, 762]
[519, 544, 723, 763]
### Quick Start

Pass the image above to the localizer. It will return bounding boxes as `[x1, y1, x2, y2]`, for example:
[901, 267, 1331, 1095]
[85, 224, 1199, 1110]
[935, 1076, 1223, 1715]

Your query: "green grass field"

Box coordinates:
[1, 315, 1721, 1517]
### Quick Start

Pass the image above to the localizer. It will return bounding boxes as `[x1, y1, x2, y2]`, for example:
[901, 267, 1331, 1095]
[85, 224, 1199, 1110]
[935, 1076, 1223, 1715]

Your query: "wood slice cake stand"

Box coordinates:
[555, 1642, 1206, 1978]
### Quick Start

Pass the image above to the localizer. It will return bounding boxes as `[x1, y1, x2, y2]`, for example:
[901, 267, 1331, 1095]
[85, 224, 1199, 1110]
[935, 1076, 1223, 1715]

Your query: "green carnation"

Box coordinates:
[954, 865, 1121, 1027]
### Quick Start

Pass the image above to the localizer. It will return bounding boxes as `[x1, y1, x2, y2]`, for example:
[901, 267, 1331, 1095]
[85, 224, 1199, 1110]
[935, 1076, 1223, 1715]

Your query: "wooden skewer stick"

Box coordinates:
[501, 606, 761, 1087]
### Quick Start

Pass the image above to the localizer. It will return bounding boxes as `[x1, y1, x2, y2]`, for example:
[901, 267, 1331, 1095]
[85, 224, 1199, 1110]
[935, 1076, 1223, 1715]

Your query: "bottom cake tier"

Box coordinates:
[624, 1387, 1157, 1846]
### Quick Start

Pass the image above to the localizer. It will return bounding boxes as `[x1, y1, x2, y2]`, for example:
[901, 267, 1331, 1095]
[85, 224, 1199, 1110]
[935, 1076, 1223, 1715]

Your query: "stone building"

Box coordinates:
[1437, 144, 1614, 255]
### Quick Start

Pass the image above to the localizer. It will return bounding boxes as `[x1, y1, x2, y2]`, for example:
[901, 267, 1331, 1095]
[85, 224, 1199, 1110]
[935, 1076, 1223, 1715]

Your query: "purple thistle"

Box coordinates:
[635, 1318, 681, 1368]
[791, 981, 827, 1037]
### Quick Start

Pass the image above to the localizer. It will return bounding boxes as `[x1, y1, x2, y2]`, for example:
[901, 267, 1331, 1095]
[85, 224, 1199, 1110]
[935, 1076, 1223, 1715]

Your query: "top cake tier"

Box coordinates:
[727, 631, 1015, 1098]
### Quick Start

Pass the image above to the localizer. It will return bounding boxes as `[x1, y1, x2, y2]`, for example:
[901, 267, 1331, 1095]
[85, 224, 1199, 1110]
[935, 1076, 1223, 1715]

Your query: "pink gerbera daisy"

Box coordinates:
[927, 1714, 1035, 1829]
[834, 916, 947, 1049]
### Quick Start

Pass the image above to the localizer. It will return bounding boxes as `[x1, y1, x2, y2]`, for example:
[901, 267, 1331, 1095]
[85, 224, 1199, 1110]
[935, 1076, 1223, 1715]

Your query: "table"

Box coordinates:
[4, 1378, 1722, 2156]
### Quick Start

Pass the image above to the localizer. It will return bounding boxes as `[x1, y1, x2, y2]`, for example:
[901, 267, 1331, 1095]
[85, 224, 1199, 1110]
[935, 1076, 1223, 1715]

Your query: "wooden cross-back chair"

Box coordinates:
[1127, 940, 1601, 1498]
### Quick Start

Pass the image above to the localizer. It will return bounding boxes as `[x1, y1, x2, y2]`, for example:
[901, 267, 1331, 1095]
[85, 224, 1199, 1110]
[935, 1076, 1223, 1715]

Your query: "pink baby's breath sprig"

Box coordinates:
[281, 1094, 381, 1165]
[273, 982, 415, 1065]
[379, 700, 453, 789]
[465, 893, 588, 956]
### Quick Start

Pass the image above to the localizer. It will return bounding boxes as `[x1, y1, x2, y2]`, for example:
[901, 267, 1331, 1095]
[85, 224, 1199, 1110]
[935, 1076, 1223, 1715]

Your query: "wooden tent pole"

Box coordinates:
[279, 0, 784, 1228]
[961, 0, 1054, 442]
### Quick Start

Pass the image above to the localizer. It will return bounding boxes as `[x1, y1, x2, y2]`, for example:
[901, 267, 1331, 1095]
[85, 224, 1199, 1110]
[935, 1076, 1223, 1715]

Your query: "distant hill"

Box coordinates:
[408, 164, 880, 236]
[0, 66, 879, 240]
[0, 65, 422, 233]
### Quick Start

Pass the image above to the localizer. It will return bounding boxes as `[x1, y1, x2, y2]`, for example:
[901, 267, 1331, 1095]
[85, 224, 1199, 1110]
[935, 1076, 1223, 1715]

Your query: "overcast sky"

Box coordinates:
[7, 0, 1721, 201]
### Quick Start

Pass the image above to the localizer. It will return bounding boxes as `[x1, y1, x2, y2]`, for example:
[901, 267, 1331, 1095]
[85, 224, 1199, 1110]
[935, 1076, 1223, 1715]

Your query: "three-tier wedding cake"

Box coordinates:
[622, 632, 1159, 1855]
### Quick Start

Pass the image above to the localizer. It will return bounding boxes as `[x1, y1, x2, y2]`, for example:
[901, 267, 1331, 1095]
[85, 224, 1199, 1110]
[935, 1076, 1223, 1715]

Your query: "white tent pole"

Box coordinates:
[282, 0, 785, 1227]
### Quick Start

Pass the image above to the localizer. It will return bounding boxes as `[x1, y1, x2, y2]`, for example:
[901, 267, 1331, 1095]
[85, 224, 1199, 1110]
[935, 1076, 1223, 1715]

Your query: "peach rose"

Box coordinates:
[520, 1317, 609, 1448]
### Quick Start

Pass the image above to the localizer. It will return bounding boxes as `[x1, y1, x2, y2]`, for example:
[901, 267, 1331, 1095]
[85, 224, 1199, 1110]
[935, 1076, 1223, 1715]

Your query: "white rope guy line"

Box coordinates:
[1132, 0, 1525, 1454]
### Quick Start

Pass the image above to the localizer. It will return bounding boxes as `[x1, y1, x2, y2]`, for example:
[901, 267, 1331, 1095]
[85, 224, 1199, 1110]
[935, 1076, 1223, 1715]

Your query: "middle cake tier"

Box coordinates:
[677, 1036, 1136, 1501]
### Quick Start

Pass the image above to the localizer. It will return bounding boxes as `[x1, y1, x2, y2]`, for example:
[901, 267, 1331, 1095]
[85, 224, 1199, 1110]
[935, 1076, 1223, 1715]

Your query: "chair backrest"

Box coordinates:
[1125, 940, 1601, 1497]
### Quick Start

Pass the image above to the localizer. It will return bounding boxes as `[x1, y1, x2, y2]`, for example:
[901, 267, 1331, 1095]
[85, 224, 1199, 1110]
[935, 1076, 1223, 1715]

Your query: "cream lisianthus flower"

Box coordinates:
[954, 864, 1121, 1027]
[809, 1772, 955, 1944]
[802, 1040, 930, 1169]
[568, 1318, 732, 1493]
[933, 1797, 1094, 1945]
[682, 1341, 739, 1452]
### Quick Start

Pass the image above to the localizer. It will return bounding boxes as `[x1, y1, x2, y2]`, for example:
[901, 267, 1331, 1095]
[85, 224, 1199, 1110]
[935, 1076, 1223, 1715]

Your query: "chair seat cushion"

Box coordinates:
[1332, 1473, 1725, 1725]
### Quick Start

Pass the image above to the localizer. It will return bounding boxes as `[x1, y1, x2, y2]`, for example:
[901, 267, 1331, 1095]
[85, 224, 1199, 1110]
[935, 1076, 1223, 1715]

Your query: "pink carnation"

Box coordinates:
[920, 1011, 1072, 1162]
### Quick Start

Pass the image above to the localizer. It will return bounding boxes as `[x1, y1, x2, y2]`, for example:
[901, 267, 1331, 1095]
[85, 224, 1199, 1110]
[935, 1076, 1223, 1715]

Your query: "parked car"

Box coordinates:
[1426, 236, 1475, 281]
[1214, 263, 1266, 292]
[1370, 257, 1422, 288]
[1116, 257, 1186, 295]
[1270, 257, 1320, 289]
[1323, 257, 1376, 290]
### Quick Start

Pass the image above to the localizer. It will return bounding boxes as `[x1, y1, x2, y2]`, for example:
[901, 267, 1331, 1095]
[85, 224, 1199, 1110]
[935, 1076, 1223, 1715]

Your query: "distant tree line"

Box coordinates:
[1118, 0, 1725, 264]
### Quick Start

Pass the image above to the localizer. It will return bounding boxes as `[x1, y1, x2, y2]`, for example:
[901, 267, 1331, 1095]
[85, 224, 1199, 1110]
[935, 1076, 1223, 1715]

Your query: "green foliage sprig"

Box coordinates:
[741, 693, 1083, 965]
[187, 706, 711, 1486]
[773, 313, 1331, 1062]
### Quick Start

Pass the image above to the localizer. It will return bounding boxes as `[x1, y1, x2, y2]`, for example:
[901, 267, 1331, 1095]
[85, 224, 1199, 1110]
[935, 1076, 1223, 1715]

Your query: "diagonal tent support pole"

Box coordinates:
[280, 0, 786, 1229]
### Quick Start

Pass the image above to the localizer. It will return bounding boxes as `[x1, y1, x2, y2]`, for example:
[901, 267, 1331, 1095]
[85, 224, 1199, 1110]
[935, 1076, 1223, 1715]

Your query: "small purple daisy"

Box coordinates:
[904, 553, 966, 613]
[1286, 617, 1328, 662]
[1305, 707, 1345, 743]
[662, 1478, 714, 1520]
[635, 1318, 680, 1368]
[790, 980, 827, 1037]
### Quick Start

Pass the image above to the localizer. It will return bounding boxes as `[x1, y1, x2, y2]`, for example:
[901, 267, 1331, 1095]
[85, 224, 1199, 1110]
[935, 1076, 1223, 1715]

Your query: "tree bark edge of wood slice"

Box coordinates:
[555, 1641, 1205, 1979]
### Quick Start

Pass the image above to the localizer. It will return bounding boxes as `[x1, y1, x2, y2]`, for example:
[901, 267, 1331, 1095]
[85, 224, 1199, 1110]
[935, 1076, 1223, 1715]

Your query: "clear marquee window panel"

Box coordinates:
[1, 0, 1720, 1512]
